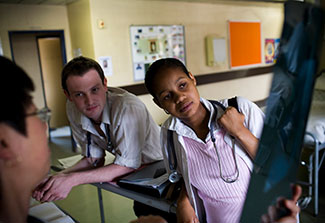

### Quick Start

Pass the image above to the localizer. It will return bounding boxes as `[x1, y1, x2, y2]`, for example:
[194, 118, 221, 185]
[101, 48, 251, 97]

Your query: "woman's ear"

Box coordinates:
[153, 97, 162, 109]
[153, 98, 170, 114]
[188, 72, 197, 86]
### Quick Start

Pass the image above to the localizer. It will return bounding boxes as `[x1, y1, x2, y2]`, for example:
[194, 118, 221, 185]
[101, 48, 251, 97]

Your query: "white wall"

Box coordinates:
[0, 4, 72, 111]
[88, 0, 283, 87]
[0, 4, 72, 60]
[0, 1, 284, 124]
[84, 0, 283, 122]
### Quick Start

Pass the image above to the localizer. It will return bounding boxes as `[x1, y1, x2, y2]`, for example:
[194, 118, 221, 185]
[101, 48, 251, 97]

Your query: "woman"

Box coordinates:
[142, 58, 301, 223]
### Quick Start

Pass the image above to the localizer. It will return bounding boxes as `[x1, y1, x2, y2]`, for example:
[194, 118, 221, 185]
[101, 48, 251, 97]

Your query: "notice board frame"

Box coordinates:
[129, 25, 186, 81]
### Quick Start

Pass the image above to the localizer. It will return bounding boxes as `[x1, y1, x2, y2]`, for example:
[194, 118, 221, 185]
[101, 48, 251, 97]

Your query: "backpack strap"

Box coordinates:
[208, 100, 226, 111]
[228, 96, 239, 112]
[208, 97, 239, 112]
[167, 129, 177, 172]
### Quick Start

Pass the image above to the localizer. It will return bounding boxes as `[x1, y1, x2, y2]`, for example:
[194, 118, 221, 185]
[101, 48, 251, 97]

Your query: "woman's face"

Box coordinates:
[152, 68, 201, 122]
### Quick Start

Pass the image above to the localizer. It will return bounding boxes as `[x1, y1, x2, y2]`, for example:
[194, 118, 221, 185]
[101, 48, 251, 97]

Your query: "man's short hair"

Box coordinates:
[145, 58, 189, 98]
[61, 56, 105, 93]
[0, 56, 34, 135]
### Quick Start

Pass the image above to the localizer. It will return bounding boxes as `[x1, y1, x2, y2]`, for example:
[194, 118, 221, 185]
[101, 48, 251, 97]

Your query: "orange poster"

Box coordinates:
[229, 21, 262, 68]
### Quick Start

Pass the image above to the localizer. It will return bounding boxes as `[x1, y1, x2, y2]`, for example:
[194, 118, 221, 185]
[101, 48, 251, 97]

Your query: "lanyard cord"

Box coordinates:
[87, 123, 114, 156]
[105, 124, 113, 151]
[167, 130, 177, 171]
[87, 132, 91, 157]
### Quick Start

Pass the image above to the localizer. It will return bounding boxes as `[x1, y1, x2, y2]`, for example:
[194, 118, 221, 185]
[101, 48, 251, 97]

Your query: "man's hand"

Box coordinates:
[32, 159, 134, 203]
[32, 173, 74, 202]
[32, 176, 50, 201]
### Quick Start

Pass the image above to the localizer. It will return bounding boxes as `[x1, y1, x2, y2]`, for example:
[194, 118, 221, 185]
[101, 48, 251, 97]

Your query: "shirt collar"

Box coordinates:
[162, 98, 224, 140]
[201, 98, 225, 131]
[102, 92, 111, 125]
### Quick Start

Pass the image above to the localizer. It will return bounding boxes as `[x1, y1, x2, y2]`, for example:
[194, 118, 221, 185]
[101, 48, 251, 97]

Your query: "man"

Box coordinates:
[33, 56, 162, 202]
[0, 56, 51, 222]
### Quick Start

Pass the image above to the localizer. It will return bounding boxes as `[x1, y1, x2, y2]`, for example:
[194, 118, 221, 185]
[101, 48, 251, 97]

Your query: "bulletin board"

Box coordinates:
[130, 25, 186, 81]
[228, 21, 262, 68]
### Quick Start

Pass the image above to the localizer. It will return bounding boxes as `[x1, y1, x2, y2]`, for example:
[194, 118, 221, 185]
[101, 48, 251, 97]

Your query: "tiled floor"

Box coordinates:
[299, 173, 325, 223]
[49, 134, 324, 223]
[300, 195, 325, 223]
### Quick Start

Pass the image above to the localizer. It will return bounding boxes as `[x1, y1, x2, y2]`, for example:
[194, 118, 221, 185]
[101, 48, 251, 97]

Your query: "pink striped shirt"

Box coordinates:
[184, 129, 251, 223]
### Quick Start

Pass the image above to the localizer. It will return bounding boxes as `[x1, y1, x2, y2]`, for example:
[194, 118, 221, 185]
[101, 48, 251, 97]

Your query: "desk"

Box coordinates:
[54, 157, 177, 223]
[92, 182, 177, 223]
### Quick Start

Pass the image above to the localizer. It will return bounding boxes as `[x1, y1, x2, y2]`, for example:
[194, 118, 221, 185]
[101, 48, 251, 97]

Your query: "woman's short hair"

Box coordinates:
[145, 58, 189, 98]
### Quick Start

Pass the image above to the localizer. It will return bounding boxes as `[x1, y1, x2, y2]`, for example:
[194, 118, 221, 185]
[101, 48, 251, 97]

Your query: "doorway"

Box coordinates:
[9, 30, 68, 130]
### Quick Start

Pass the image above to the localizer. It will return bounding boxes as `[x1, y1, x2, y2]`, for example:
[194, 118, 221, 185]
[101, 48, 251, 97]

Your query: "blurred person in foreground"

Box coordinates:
[0, 56, 51, 223]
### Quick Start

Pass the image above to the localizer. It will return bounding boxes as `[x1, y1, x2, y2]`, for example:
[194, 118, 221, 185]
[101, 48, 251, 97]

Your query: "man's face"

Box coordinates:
[65, 69, 107, 122]
[24, 104, 51, 184]
[1, 103, 51, 188]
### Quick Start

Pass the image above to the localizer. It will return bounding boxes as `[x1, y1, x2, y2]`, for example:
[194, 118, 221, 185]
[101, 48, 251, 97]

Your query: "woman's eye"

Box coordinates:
[163, 93, 171, 100]
[179, 83, 186, 89]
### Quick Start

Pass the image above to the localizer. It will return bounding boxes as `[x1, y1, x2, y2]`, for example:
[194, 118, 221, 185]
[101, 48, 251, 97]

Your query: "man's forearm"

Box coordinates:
[64, 163, 134, 187]
[60, 157, 95, 174]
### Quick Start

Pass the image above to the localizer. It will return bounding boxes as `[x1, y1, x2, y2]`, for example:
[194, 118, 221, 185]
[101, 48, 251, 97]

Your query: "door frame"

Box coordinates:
[9, 30, 67, 65]
[9, 31, 67, 106]
[8, 30, 67, 134]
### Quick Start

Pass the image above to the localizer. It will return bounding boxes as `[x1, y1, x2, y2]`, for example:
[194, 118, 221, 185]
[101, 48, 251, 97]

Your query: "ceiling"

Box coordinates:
[0, 0, 79, 5]
[0, 0, 294, 5]
[150, 0, 290, 3]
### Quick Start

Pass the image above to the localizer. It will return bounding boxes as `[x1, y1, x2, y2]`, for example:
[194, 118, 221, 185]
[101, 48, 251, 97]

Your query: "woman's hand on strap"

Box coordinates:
[218, 106, 259, 159]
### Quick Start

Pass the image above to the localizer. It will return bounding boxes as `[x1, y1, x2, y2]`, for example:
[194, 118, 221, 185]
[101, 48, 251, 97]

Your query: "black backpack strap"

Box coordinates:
[228, 96, 239, 112]
[208, 97, 239, 112]
[167, 130, 177, 172]
[208, 100, 226, 111]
